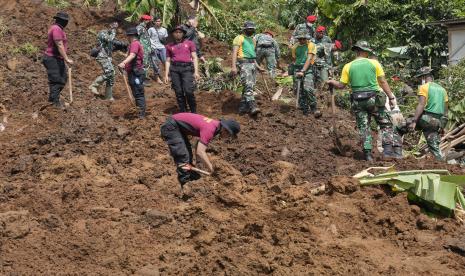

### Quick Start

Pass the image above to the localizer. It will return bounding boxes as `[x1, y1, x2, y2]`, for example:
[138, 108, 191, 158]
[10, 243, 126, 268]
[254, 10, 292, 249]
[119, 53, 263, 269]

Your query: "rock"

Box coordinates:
[326, 176, 359, 195]
[6, 58, 19, 71]
[281, 147, 290, 157]
[134, 264, 160, 276]
[416, 214, 433, 230]
[131, 184, 149, 192]
[89, 207, 121, 220]
[0, 210, 32, 239]
[143, 209, 172, 227]
[116, 126, 130, 138]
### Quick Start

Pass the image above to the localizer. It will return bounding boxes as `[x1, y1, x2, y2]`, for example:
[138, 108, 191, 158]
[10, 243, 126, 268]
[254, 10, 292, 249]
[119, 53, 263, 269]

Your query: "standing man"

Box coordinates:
[183, 15, 206, 63]
[148, 16, 168, 84]
[289, 15, 317, 46]
[408, 67, 448, 160]
[118, 27, 146, 118]
[42, 11, 73, 108]
[290, 30, 318, 117]
[255, 30, 280, 78]
[231, 21, 262, 115]
[327, 41, 402, 161]
[161, 113, 240, 187]
[89, 22, 127, 100]
[164, 26, 200, 113]
[136, 15, 153, 83]
[313, 26, 333, 88]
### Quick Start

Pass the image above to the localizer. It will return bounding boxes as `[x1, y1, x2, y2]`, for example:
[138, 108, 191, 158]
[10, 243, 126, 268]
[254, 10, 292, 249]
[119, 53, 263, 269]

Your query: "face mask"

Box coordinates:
[56, 19, 68, 28]
[307, 22, 312, 27]
[421, 78, 426, 85]
[244, 29, 254, 36]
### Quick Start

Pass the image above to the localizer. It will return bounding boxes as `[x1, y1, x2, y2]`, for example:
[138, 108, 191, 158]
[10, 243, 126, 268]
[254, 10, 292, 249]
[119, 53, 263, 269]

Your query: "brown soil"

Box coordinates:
[0, 1, 464, 275]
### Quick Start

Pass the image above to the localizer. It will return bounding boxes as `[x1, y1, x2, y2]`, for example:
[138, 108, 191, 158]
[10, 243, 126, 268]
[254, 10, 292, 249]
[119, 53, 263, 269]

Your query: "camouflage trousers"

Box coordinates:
[314, 64, 329, 88]
[96, 55, 115, 87]
[293, 70, 316, 113]
[352, 95, 400, 150]
[140, 39, 152, 72]
[256, 47, 277, 78]
[417, 113, 444, 160]
[238, 62, 257, 102]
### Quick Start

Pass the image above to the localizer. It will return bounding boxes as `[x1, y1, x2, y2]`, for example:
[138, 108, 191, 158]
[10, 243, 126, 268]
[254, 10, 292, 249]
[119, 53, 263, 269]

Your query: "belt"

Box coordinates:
[172, 61, 193, 67]
[237, 58, 256, 63]
[423, 111, 444, 118]
[257, 45, 274, 48]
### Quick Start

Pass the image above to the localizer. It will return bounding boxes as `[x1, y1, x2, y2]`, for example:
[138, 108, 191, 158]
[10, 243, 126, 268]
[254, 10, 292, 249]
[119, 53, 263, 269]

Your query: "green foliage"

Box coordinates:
[439, 60, 465, 127]
[83, 0, 106, 7]
[0, 17, 8, 37]
[45, 0, 70, 9]
[12, 43, 39, 56]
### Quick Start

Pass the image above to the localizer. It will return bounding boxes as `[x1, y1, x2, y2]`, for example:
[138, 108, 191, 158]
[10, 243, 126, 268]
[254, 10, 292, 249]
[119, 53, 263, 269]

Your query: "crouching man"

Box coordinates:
[161, 113, 240, 187]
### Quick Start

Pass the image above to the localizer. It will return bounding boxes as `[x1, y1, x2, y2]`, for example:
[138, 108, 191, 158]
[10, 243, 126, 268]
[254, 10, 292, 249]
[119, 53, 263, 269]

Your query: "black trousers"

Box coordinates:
[42, 55, 67, 104]
[170, 63, 196, 113]
[160, 117, 193, 165]
[128, 71, 146, 117]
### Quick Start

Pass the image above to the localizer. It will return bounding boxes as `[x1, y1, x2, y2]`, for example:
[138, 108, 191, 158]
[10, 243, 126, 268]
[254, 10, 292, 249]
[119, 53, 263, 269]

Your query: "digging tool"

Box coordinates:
[260, 71, 271, 95]
[68, 67, 73, 104]
[118, 67, 136, 107]
[329, 84, 344, 154]
[295, 75, 302, 108]
[190, 166, 211, 176]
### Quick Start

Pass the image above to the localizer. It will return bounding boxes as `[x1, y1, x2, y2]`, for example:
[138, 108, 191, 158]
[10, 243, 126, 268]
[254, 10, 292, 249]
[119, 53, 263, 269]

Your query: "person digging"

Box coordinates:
[160, 113, 240, 188]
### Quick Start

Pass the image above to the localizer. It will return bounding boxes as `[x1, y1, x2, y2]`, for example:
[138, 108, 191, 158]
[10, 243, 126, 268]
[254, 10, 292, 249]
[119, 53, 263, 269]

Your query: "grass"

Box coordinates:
[0, 17, 8, 37]
[45, 0, 70, 9]
[12, 43, 40, 56]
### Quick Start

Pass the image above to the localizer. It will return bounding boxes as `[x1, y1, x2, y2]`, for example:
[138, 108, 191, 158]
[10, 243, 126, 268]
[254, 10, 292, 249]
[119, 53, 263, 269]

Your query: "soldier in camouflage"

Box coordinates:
[313, 26, 333, 88]
[289, 15, 317, 46]
[408, 67, 448, 160]
[89, 22, 127, 100]
[255, 31, 280, 78]
[231, 21, 263, 115]
[327, 41, 402, 161]
[137, 15, 153, 79]
[291, 29, 319, 117]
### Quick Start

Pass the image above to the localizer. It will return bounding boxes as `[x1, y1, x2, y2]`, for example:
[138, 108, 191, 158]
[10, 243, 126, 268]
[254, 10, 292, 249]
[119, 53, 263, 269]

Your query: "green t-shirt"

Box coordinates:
[292, 42, 316, 67]
[418, 82, 448, 115]
[233, 35, 256, 59]
[340, 58, 384, 93]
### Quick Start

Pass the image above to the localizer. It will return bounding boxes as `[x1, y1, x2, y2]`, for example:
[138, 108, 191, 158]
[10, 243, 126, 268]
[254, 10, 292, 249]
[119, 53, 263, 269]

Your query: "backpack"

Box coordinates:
[256, 34, 274, 47]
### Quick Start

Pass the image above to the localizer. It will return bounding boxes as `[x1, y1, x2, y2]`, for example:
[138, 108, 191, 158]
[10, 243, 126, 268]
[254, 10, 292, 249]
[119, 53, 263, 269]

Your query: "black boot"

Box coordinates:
[248, 100, 260, 115]
[364, 150, 373, 161]
[392, 146, 403, 159]
[238, 100, 249, 114]
[383, 145, 394, 158]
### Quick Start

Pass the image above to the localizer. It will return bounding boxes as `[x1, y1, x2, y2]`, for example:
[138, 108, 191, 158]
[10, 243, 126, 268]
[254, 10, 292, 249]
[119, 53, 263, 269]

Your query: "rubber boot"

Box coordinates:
[104, 85, 114, 101]
[383, 144, 395, 158]
[238, 99, 249, 115]
[89, 76, 105, 95]
[248, 100, 260, 115]
[364, 150, 373, 161]
[392, 146, 403, 159]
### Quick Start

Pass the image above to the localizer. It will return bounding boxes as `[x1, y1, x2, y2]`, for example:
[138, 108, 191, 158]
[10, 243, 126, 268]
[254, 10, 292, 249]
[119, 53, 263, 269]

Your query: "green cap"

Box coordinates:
[415, 67, 433, 78]
[351, 40, 373, 53]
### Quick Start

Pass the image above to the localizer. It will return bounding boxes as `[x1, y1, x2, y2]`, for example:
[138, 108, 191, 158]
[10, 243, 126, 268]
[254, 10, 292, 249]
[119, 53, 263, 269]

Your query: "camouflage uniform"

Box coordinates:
[352, 94, 397, 150]
[417, 113, 444, 160]
[294, 69, 316, 114]
[255, 33, 280, 78]
[238, 62, 257, 102]
[136, 22, 152, 73]
[89, 29, 116, 99]
[313, 35, 333, 86]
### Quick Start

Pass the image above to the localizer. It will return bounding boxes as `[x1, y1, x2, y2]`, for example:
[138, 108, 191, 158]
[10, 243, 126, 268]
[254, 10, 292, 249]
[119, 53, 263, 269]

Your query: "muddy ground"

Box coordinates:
[0, 1, 464, 275]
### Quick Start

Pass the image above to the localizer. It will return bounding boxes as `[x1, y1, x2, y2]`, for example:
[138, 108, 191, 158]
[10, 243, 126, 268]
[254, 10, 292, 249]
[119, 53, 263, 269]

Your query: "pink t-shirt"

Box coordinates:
[45, 24, 67, 58]
[166, 40, 196, 63]
[172, 113, 220, 145]
[125, 40, 144, 73]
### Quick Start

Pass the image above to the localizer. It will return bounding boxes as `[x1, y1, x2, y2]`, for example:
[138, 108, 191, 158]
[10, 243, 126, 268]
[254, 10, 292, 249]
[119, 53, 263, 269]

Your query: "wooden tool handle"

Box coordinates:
[68, 67, 73, 103]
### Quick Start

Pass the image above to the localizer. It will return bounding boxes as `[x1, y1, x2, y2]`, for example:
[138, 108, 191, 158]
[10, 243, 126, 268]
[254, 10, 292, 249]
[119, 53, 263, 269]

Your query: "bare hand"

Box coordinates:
[66, 58, 74, 65]
[296, 71, 304, 77]
[194, 73, 201, 82]
[200, 56, 207, 63]
[409, 122, 416, 131]
[231, 68, 238, 76]
[389, 97, 397, 109]
[118, 62, 125, 69]
[164, 76, 170, 84]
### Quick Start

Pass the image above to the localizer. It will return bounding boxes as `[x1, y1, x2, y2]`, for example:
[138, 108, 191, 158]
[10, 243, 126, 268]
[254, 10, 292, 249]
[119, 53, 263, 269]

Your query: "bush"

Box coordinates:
[45, 0, 70, 9]
[12, 43, 40, 56]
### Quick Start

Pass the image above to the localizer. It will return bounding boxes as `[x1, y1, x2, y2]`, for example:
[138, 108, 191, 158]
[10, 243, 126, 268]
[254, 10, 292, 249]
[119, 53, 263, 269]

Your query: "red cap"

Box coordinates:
[307, 15, 317, 23]
[316, 26, 326, 33]
[264, 30, 274, 37]
[334, 40, 343, 50]
[141, 15, 152, 21]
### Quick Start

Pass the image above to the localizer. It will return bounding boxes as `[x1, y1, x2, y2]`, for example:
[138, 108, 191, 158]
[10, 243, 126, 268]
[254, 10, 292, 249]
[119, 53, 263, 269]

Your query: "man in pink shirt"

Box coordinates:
[160, 113, 240, 187]
[42, 11, 74, 109]
[118, 27, 146, 118]
[165, 26, 200, 113]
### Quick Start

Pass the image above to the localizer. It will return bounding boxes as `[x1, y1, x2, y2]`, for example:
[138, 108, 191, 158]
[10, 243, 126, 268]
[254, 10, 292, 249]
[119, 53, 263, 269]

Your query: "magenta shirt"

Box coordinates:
[166, 40, 196, 63]
[125, 40, 144, 73]
[45, 24, 67, 58]
[172, 113, 220, 145]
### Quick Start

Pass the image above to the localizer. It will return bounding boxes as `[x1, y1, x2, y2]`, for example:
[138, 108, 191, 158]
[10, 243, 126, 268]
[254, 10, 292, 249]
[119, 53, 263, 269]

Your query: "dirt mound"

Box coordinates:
[0, 0, 464, 274]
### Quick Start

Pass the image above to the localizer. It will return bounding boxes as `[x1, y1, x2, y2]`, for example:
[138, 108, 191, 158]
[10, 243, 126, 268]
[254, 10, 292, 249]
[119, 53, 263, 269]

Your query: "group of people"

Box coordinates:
[42, 11, 449, 188]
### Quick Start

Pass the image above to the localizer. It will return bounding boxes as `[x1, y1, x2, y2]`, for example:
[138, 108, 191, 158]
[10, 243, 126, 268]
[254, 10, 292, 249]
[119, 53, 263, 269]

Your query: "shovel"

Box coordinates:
[118, 67, 136, 107]
[68, 67, 73, 104]
[330, 84, 344, 154]
[295, 76, 302, 108]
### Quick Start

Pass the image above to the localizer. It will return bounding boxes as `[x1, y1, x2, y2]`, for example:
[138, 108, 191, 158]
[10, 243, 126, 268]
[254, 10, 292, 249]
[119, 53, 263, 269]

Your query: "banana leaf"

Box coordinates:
[356, 170, 465, 215]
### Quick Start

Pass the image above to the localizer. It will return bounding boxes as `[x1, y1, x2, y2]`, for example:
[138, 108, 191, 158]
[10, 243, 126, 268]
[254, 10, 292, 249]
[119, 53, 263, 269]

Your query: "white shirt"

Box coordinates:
[148, 26, 168, 49]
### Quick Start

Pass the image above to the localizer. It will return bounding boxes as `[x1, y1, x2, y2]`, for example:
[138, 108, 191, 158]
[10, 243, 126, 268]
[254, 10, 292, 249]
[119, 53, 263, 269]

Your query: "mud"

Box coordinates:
[0, 1, 464, 275]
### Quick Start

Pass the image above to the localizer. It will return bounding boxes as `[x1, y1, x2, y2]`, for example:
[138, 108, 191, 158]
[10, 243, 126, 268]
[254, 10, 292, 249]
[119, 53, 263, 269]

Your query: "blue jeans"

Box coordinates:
[150, 48, 166, 76]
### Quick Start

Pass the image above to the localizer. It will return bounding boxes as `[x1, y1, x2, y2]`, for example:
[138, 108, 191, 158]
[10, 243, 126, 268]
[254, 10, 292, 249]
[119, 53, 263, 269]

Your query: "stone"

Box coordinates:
[6, 58, 19, 71]
[143, 209, 172, 227]
[0, 210, 32, 239]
